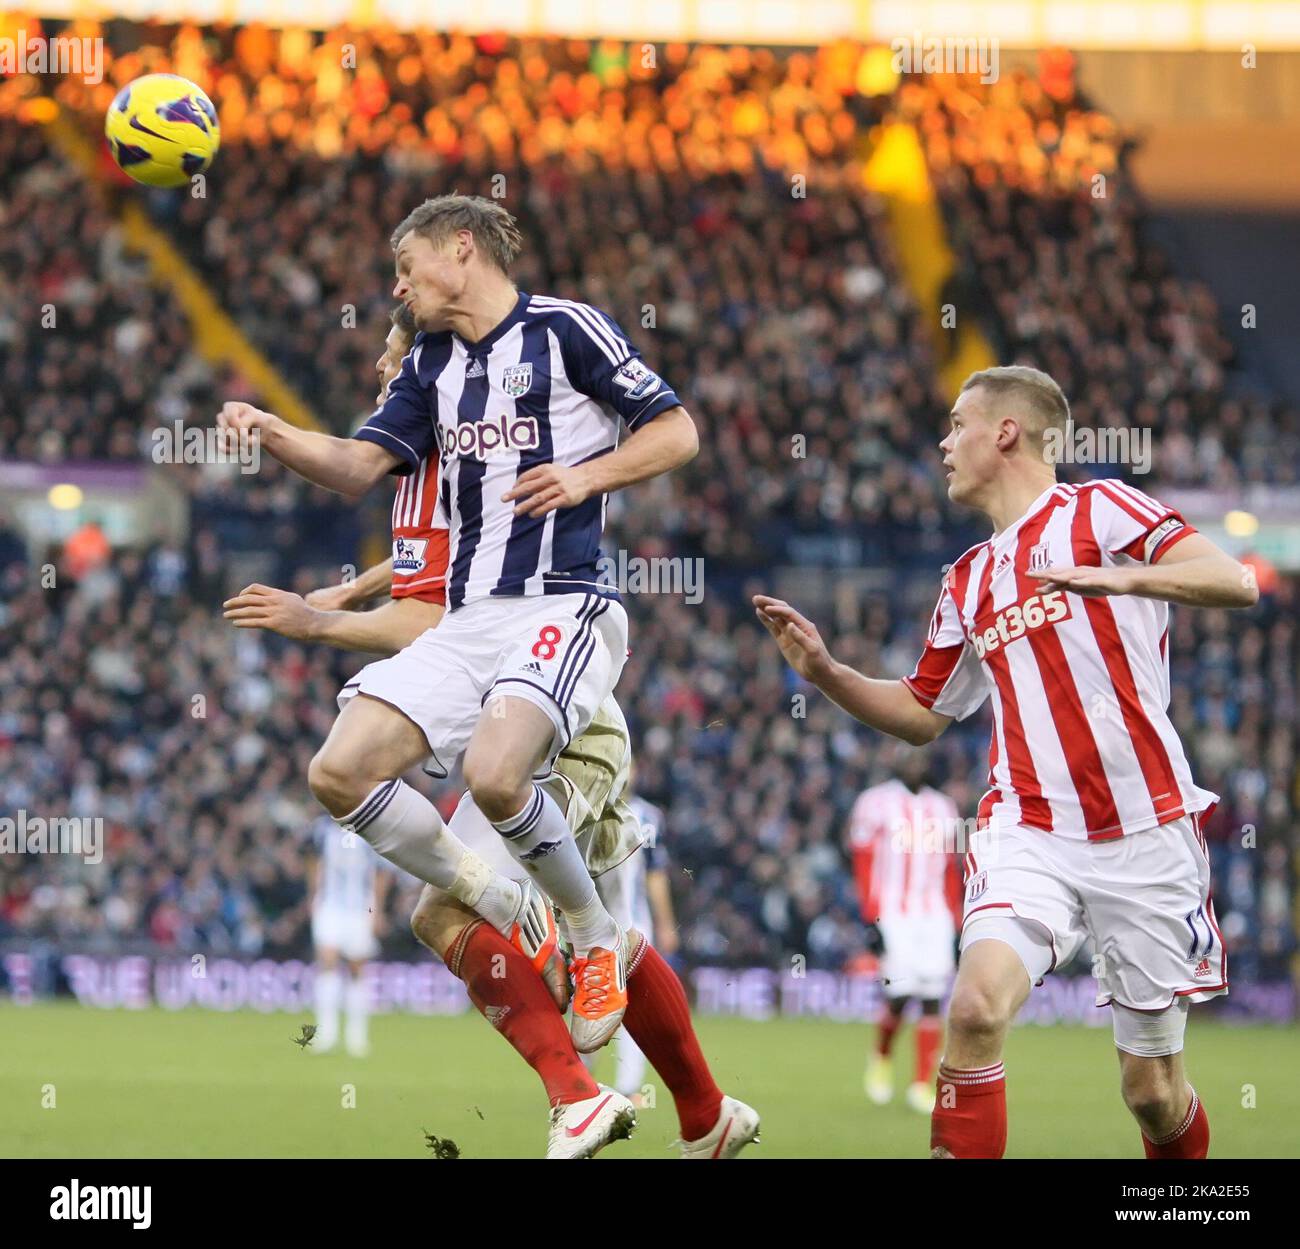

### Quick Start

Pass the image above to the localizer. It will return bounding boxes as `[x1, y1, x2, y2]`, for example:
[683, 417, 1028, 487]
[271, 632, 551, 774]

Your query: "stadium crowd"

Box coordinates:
[0, 28, 1296, 999]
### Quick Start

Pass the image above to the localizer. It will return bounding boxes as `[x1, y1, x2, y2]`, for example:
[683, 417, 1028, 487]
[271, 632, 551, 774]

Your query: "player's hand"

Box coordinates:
[752, 594, 836, 684]
[656, 926, 680, 958]
[215, 401, 276, 455]
[305, 581, 359, 612]
[1031, 565, 1137, 597]
[222, 584, 322, 640]
[501, 463, 592, 518]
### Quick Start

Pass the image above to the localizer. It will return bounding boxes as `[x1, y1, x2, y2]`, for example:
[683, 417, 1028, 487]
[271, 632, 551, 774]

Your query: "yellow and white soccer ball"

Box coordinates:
[105, 73, 220, 188]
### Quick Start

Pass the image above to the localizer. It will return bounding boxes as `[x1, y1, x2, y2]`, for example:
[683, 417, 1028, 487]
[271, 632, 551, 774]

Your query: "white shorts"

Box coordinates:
[879, 912, 956, 1000]
[960, 813, 1227, 1011]
[312, 905, 377, 962]
[337, 592, 628, 776]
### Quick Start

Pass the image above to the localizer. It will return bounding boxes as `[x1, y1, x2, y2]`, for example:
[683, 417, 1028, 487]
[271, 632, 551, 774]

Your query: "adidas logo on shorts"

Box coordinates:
[1192, 956, 1213, 979]
[523, 661, 544, 676]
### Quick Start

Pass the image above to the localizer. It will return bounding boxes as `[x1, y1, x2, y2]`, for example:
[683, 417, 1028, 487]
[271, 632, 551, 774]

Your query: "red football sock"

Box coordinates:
[449, 919, 598, 1108]
[622, 938, 724, 1141]
[915, 1016, 942, 1085]
[878, 1007, 903, 1058]
[930, 1062, 1007, 1158]
[1142, 1087, 1210, 1159]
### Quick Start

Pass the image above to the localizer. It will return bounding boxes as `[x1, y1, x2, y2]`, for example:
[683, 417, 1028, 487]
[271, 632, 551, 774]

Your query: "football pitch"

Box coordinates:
[1, 1002, 1295, 1159]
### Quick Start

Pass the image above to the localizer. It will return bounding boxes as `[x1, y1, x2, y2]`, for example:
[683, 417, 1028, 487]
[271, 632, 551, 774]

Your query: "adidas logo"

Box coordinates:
[465, 358, 487, 378]
[520, 839, 561, 862]
[1193, 956, 1212, 979]
[995, 552, 1012, 573]
[483, 1004, 511, 1029]
[523, 661, 544, 676]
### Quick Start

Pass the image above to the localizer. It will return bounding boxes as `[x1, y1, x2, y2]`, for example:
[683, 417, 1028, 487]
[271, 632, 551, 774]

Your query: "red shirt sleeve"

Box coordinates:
[391, 527, 448, 605]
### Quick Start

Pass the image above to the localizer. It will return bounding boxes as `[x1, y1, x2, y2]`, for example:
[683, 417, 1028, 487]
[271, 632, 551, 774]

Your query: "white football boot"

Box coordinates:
[906, 1081, 937, 1115]
[545, 1085, 637, 1159]
[864, 1055, 893, 1105]
[678, 1095, 761, 1159]
[506, 880, 571, 1013]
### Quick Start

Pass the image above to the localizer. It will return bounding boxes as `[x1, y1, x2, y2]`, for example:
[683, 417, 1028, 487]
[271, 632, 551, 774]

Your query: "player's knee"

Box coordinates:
[308, 745, 367, 816]
[946, 981, 1012, 1040]
[1121, 1062, 1183, 1125]
[409, 905, 442, 958]
[462, 753, 528, 824]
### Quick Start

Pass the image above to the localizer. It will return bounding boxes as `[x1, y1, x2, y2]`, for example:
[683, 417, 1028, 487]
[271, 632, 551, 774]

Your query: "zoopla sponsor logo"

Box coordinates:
[443, 414, 540, 461]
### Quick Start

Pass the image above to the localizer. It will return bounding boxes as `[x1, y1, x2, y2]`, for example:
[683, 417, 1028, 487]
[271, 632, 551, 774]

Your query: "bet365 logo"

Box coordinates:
[971, 590, 1070, 659]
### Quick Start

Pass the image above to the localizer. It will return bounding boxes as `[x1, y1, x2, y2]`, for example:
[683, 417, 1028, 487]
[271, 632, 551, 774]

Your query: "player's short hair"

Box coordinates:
[390, 194, 523, 274]
[389, 302, 416, 343]
[960, 365, 1070, 448]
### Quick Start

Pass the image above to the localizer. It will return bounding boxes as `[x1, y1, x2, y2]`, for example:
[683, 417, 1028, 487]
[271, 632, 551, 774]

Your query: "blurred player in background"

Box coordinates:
[758, 366, 1257, 1159]
[848, 752, 962, 1114]
[306, 814, 391, 1057]
[596, 786, 678, 1107]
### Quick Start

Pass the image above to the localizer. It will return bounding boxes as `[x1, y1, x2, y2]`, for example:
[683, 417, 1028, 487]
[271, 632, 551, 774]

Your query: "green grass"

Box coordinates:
[0, 1003, 1294, 1158]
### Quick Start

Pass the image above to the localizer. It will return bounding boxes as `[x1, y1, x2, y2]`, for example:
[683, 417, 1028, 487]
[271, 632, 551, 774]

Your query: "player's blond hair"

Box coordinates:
[960, 365, 1070, 451]
[390, 194, 524, 274]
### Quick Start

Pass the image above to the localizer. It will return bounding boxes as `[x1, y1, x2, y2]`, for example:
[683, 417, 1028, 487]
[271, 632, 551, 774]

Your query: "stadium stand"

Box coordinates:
[1, 28, 1294, 999]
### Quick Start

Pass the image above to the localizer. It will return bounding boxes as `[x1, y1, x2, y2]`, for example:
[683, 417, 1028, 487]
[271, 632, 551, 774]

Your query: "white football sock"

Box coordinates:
[314, 967, 342, 1048]
[490, 783, 617, 955]
[344, 975, 369, 1053]
[614, 1027, 648, 1099]
[339, 780, 521, 928]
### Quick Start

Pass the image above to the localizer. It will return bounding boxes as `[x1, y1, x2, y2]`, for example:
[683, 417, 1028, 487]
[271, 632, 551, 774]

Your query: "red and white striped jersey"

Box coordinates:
[390, 454, 449, 605]
[904, 479, 1217, 841]
[848, 780, 963, 922]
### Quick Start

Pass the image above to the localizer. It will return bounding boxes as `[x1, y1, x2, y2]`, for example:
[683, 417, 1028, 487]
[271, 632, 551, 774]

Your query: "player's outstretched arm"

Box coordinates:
[1032, 532, 1259, 609]
[504, 406, 699, 518]
[216, 402, 398, 497]
[753, 594, 951, 746]
[305, 559, 395, 611]
[223, 584, 442, 655]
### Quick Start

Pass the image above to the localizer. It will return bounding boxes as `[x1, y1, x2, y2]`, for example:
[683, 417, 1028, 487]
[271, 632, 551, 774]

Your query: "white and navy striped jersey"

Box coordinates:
[310, 816, 377, 915]
[355, 292, 681, 609]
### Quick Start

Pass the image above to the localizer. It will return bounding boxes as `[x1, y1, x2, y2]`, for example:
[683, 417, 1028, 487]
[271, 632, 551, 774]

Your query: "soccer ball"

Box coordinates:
[105, 73, 220, 188]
